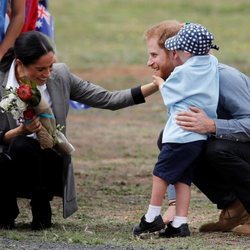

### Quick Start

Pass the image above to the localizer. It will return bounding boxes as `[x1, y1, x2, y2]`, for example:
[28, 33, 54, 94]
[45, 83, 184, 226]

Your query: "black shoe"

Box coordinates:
[0, 219, 15, 230]
[31, 220, 52, 230]
[159, 223, 190, 238]
[30, 196, 52, 230]
[133, 215, 165, 236]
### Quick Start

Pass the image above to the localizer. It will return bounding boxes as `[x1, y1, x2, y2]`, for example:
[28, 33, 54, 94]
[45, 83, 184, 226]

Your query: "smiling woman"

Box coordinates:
[0, 30, 157, 230]
[19, 52, 55, 85]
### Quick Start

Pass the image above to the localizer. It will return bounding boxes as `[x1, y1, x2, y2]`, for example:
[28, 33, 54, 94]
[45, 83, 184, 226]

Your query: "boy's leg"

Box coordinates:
[144, 175, 167, 222]
[133, 175, 166, 236]
[159, 182, 191, 238]
[175, 182, 190, 218]
[170, 182, 190, 228]
[150, 175, 167, 206]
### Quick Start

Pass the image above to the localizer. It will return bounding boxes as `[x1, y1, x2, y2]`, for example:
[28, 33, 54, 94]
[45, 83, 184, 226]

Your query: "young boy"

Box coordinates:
[133, 23, 219, 238]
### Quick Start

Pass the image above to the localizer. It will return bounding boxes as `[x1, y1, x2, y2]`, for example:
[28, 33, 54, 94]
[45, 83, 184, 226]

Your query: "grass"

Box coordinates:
[2, 73, 250, 249]
[1, 0, 250, 249]
[50, 0, 250, 74]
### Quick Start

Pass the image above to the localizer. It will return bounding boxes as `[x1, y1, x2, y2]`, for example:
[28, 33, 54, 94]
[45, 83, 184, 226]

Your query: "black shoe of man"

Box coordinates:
[133, 215, 165, 236]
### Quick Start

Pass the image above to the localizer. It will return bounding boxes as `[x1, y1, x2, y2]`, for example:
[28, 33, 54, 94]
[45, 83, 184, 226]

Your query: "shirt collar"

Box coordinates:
[37, 84, 47, 93]
[6, 60, 48, 92]
[6, 60, 19, 89]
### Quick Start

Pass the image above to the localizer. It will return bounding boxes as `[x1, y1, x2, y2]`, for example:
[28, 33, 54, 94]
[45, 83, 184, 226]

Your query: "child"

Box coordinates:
[133, 23, 219, 238]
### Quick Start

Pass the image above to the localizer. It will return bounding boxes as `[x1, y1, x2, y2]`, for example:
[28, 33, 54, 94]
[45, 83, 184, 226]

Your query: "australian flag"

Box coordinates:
[36, 3, 54, 40]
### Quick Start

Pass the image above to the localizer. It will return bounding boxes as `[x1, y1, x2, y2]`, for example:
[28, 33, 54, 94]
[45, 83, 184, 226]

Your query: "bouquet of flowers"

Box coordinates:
[0, 78, 75, 155]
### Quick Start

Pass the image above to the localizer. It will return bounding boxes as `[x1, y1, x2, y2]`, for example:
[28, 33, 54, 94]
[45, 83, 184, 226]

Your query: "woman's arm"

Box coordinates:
[140, 81, 158, 97]
[54, 63, 158, 110]
[2, 118, 42, 144]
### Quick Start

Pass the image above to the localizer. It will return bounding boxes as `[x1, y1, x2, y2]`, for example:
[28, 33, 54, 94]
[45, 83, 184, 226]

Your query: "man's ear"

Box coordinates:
[172, 50, 179, 60]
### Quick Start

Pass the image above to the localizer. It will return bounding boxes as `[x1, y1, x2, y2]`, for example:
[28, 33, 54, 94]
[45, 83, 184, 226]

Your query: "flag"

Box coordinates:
[36, 3, 54, 40]
[22, 0, 38, 32]
[69, 100, 91, 110]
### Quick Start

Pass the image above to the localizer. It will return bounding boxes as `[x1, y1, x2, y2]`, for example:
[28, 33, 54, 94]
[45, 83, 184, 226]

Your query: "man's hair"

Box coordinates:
[144, 20, 183, 49]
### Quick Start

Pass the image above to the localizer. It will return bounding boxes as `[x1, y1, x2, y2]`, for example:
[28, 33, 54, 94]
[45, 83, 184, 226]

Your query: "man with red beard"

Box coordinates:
[143, 20, 250, 236]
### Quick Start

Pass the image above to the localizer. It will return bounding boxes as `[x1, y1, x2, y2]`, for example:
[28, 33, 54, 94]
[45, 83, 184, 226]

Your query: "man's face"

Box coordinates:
[146, 37, 175, 80]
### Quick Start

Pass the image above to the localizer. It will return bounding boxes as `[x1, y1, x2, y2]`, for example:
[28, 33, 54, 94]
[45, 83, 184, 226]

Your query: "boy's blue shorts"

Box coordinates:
[153, 140, 204, 186]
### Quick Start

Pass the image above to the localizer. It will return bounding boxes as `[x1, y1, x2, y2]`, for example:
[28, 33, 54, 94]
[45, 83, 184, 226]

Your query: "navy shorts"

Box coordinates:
[153, 140, 204, 186]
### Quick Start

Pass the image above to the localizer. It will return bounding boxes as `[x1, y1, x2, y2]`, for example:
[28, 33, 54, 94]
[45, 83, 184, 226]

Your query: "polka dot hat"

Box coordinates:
[165, 23, 219, 55]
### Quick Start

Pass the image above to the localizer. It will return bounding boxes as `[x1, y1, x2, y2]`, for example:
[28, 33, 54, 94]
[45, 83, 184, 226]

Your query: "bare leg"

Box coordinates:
[158, 182, 191, 237]
[150, 175, 168, 206]
[175, 182, 190, 217]
[162, 200, 176, 224]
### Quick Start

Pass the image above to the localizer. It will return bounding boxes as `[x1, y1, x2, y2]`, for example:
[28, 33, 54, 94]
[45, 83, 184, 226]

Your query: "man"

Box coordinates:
[144, 20, 250, 236]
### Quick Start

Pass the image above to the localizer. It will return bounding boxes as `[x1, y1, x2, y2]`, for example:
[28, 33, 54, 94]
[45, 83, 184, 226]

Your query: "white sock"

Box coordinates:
[145, 204, 161, 223]
[171, 216, 188, 228]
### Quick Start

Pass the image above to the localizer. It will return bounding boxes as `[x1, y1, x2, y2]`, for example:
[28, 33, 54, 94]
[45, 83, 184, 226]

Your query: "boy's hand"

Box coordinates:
[152, 75, 164, 88]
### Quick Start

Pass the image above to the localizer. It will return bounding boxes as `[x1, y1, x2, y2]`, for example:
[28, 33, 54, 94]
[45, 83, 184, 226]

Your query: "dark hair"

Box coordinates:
[0, 31, 54, 72]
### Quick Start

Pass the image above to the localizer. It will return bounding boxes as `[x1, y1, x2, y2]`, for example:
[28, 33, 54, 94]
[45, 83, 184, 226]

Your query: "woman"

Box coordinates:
[0, 31, 157, 230]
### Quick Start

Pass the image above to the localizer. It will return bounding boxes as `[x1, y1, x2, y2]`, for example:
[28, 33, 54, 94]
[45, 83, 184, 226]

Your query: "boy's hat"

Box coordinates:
[165, 23, 219, 55]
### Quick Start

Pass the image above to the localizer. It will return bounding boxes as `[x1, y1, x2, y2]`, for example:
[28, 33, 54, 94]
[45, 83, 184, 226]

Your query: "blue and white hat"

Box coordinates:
[165, 23, 219, 55]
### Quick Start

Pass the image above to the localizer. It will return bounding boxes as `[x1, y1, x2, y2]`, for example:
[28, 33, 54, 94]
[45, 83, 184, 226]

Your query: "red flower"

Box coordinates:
[23, 108, 36, 120]
[17, 84, 32, 101]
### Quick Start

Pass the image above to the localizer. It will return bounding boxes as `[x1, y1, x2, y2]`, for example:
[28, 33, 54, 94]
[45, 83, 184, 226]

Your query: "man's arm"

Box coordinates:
[0, 0, 25, 60]
[176, 106, 250, 142]
[176, 106, 216, 134]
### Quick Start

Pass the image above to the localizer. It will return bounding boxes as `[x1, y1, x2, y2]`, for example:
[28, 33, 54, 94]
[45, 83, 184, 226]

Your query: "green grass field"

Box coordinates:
[50, 0, 250, 74]
[1, 1, 250, 249]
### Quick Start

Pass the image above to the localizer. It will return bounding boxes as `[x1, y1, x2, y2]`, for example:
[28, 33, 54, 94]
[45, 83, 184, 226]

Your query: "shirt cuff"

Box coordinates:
[214, 119, 240, 141]
[131, 86, 145, 104]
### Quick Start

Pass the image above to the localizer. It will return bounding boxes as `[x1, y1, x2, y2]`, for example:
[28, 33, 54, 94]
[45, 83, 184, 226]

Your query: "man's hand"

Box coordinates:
[176, 106, 216, 134]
